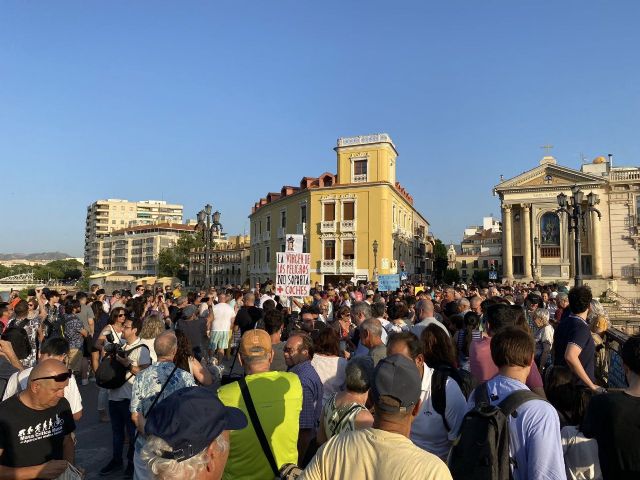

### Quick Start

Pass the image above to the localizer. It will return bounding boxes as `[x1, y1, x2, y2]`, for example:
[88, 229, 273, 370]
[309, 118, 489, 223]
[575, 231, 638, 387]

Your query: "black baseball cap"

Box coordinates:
[371, 354, 422, 413]
[145, 387, 247, 462]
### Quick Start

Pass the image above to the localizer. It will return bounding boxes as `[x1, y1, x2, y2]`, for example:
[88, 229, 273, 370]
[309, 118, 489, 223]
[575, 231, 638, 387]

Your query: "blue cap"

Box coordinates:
[145, 387, 247, 462]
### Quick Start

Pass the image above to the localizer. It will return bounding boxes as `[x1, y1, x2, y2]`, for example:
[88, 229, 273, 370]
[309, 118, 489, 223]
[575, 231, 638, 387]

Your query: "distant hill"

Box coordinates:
[0, 252, 73, 261]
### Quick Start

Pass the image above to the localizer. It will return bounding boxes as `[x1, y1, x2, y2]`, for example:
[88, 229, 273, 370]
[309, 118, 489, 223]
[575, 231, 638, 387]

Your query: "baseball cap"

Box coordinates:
[181, 305, 197, 319]
[145, 387, 247, 462]
[366, 290, 375, 296]
[239, 329, 272, 358]
[371, 354, 421, 413]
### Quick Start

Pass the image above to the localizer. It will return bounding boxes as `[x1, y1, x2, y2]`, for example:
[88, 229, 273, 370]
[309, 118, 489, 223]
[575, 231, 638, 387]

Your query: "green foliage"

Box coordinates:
[158, 232, 203, 282]
[443, 268, 460, 284]
[433, 239, 449, 283]
[0, 259, 84, 281]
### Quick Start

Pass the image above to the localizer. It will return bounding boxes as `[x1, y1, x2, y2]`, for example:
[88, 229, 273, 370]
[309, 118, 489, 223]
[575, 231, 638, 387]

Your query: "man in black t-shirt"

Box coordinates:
[583, 334, 640, 479]
[552, 285, 600, 392]
[0, 358, 76, 478]
[234, 292, 264, 336]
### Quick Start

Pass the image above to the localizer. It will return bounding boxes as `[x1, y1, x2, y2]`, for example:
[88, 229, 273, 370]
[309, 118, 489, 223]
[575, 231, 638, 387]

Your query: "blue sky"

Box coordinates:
[1, 1, 639, 256]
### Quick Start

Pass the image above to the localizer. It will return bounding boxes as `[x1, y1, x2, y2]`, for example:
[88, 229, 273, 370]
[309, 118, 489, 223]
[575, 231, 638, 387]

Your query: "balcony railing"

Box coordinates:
[296, 222, 307, 235]
[609, 170, 640, 182]
[340, 220, 356, 232]
[320, 259, 336, 273]
[251, 233, 261, 244]
[263, 231, 271, 242]
[277, 227, 286, 239]
[321, 221, 336, 233]
[540, 246, 561, 258]
[339, 259, 355, 273]
[353, 173, 367, 183]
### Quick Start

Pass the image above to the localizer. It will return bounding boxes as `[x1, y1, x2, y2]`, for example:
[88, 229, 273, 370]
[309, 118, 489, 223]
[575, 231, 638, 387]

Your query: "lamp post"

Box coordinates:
[532, 236, 539, 281]
[372, 240, 379, 282]
[556, 186, 601, 287]
[196, 205, 223, 289]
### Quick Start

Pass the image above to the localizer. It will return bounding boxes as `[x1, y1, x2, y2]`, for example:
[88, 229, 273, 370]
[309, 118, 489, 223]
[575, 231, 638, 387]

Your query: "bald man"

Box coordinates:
[0, 358, 76, 478]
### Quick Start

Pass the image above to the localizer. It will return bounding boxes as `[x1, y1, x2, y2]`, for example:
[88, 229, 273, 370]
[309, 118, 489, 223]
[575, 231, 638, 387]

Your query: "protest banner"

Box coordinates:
[377, 274, 400, 292]
[276, 252, 311, 297]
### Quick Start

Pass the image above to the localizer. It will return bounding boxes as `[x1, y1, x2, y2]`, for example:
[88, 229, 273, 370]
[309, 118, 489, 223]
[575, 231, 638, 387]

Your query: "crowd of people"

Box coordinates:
[0, 279, 639, 479]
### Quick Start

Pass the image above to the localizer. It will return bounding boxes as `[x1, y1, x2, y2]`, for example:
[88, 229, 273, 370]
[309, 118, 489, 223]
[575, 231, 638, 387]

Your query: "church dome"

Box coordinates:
[593, 156, 606, 164]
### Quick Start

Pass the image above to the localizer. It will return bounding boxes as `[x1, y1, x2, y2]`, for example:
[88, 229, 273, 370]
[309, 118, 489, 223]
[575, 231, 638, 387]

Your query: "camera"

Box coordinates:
[104, 333, 125, 357]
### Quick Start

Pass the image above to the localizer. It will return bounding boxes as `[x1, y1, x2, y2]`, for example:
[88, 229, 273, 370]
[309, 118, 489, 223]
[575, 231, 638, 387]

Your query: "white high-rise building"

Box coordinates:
[84, 199, 183, 269]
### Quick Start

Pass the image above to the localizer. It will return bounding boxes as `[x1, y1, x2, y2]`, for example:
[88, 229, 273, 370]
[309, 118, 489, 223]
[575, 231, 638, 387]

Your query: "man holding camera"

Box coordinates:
[101, 317, 151, 478]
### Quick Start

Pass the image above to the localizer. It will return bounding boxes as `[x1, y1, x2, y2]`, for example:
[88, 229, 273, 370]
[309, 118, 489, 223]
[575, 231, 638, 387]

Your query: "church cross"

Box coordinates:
[541, 144, 554, 155]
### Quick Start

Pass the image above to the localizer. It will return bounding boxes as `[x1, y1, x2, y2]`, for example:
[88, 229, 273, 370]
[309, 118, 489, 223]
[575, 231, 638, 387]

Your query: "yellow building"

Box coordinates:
[249, 133, 434, 286]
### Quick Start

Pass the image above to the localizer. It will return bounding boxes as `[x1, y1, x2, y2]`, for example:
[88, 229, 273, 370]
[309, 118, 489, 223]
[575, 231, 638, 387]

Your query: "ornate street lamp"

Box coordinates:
[556, 186, 601, 287]
[372, 240, 379, 282]
[196, 205, 222, 288]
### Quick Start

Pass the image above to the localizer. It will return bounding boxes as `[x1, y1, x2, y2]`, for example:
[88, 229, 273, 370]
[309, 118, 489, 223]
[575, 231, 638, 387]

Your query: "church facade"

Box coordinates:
[495, 155, 640, 300]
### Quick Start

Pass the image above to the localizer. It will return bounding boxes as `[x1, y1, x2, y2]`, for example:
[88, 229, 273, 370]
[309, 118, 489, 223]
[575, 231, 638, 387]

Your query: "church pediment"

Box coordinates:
[495, 163, 605, 193]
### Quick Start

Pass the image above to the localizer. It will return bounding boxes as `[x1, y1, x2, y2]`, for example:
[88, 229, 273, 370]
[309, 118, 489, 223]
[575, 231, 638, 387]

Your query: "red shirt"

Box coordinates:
[469, 336, 543, 388]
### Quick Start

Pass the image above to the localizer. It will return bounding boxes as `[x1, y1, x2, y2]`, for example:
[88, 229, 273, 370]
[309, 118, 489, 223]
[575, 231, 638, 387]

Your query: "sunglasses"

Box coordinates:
[117, 313, 126, 318]
[33, 369, 73, 382]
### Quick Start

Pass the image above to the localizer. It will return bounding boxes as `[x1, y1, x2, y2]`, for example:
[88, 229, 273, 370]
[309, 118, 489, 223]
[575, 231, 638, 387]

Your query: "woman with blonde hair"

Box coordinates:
[139, 313, 166, 363]
[590, 315, 609, 387]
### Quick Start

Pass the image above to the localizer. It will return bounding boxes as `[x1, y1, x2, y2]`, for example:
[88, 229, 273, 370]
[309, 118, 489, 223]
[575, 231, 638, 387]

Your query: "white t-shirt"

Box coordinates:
[410, 366, 467, 460]
[108, 338, 152, 401]
[310, 354, 347, 405]
[211, 303, 235, 332]
[3, 368, 83, 415]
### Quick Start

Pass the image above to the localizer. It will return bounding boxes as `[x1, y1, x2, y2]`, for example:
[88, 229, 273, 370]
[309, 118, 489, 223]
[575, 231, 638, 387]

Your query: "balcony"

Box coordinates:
[320, 221, 336, 233]
[540, 246, 560, 258]
[340, 220, 356, 232]
[353, 174, 367, 183]
[297, 222, 307, 235]
[251, 233, 261, 244]
[263, 230, 271, 242]
[320, 259, 336, 273]
[339, 259, 355, 273]
[277, 227, 286, 239]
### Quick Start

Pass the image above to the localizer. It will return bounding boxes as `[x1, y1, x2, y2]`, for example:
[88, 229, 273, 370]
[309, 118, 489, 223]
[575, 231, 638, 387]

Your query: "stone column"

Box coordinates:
[503, 205, 514, 281]
[591, 211, 603, 277]
[522, 204, 532, 279]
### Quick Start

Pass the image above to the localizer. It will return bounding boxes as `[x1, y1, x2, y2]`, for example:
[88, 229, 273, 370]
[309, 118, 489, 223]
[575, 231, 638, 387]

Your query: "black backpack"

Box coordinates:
[95, 344, 149, 389]
[431, 365, 474, 431]
[448, 382, 542, 480]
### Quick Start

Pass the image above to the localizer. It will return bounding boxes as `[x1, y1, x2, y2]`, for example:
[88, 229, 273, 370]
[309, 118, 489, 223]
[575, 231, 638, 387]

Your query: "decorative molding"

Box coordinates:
[349, 152, 370, 158]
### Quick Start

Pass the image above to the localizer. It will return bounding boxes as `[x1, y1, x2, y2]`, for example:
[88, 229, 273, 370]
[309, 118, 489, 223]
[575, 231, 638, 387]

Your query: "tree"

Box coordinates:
[158, 232, 203, 282]
[433, 239, 449, 283]
[443, 268, 460, 284]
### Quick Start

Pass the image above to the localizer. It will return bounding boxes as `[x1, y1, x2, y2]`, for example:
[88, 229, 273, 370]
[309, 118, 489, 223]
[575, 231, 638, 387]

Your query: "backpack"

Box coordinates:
[95, 344, 149, 389]
[448, 382, 542, 480]
[431, 365, 474, 431]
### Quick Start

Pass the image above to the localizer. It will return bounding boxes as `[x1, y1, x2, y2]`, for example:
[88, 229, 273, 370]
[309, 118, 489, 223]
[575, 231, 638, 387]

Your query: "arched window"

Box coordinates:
[540, 213, 560, 246]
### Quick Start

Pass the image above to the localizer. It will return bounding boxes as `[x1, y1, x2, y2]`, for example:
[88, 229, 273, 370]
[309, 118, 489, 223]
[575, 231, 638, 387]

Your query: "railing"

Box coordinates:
[296, 223, 307, 235]
[320, 221, 336, 233]
[540, 246, 560, 258]
[353, 174, 367, 183]
[609, 170, 640, 182]
[320, 259, 336, 273]
[603, 289, 640, 317]
[604, 328, 629, 388]
[339, 259, 354, 273]
[340, 220, 356, 232]
[263, 230, 271, 242]
[277, 228, 285, 239]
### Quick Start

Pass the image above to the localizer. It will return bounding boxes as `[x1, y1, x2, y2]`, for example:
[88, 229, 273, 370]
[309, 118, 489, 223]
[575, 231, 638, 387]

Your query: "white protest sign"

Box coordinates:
[276, 252, 311, 297]
[285, 234, 304, 253]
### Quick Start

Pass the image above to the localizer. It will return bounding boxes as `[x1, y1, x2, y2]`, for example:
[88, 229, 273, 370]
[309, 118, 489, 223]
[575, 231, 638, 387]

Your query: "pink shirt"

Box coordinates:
[469, 336, 543, 388]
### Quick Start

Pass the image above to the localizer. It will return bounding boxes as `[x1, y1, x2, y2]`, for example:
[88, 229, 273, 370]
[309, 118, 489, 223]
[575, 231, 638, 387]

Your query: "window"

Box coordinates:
[483, 260, 488, 269]
[259, 220, 262, 233]
[266, 216, 271, 231]
[461, 260, 467, 268]
[354, 159, 367, 179]
[324, 240, 336, 260]
[343, 202, 355, 221]
[280, 211, 286, 228]
[582, 255, 593, 276]
[343, 239, 355, 260]
[300, 205, 307, 224]
[324, 203, 335, 221]
[513, 256, 524, 275]
[266, 246, 270, 263]
[540, 213, 560, 246]
[636, 196, 640, 224]
[473, 260, 479, 269]
[111, 220, 116, 224]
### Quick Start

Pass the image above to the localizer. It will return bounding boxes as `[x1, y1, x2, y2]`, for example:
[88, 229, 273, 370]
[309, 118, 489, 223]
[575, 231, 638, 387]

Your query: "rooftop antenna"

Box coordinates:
[580, 152, 588, 164]
[608, 153, 613, 168]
